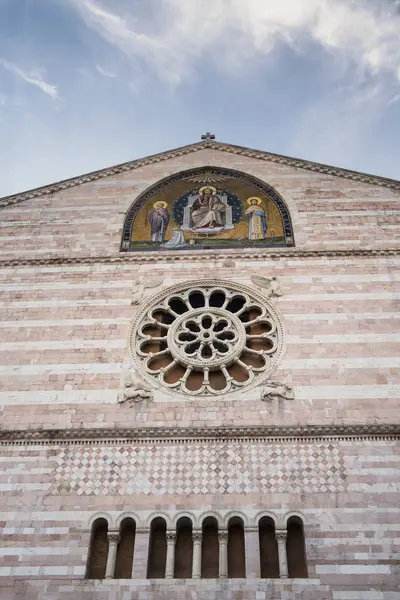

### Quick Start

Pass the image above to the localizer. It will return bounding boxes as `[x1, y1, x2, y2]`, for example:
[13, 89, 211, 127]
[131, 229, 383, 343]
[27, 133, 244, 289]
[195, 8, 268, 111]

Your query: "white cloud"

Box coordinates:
[67, 0, 400, 85]
[0, 59, 59, 101]
[96, 64, 117, 78]
[388, 93, 400, 106]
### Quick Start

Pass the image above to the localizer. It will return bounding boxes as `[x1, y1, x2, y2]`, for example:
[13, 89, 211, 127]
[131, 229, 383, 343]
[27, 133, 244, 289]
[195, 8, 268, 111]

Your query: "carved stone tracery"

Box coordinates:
[129, 280, 285, 396]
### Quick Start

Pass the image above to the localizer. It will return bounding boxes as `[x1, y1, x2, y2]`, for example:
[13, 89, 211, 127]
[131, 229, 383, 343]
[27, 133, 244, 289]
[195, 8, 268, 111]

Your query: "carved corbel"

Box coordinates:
[261, 376, 294, 402]
[118, 368, 153, 405]
[251, 275, 283, 298]
[131, 277, 164, 305]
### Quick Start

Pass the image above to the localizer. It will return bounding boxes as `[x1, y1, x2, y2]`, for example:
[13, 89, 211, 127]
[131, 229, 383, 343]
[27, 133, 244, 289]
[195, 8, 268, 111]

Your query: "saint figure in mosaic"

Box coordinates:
[148, 201, 170, 242]
[191, 186, 226, 230]
[245, 197, 267, 240]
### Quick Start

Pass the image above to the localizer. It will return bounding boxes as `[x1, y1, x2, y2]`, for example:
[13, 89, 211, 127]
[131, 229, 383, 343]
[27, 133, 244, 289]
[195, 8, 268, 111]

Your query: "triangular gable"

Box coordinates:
[1, 139, 400, 209]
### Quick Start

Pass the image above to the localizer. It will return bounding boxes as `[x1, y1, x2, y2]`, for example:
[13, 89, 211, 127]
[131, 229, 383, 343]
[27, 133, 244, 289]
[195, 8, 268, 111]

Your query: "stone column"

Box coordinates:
[131, 528, 150, 578]
[245, 527, 260, 578]
[105, 532, 120, 579]
[192, 530, 202, 579]
[276, 530, 288, 579]
[165, 531, 176, 579]
[218, 531, 228, 579]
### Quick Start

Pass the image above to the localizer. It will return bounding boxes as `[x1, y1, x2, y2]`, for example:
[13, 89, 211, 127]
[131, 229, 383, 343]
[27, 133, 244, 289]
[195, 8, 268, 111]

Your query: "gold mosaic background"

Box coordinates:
[131, 177, 284, 242]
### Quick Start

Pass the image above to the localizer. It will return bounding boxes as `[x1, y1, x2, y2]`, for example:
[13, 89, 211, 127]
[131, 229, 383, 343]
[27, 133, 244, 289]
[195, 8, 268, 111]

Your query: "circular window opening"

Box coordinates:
[129, 280, 285, 396]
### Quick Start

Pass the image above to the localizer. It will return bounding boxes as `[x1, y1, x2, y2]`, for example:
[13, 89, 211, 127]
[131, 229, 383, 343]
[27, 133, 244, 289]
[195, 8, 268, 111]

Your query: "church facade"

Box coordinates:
[0, 138, 399, 599]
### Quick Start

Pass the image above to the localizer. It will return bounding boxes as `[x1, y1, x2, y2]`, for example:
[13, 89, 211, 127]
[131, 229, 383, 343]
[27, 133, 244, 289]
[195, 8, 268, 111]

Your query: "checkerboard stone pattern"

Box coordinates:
[53, 442, 346, 496]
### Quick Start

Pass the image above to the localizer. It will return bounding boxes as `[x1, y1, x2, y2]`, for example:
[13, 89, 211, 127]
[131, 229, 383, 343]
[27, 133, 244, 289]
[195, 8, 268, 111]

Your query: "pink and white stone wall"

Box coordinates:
[0, 146, 399, 598]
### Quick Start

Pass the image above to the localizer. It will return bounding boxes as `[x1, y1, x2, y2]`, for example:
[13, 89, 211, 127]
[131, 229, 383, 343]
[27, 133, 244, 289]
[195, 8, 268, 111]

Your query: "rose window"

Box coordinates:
[129, 280, 285, 396]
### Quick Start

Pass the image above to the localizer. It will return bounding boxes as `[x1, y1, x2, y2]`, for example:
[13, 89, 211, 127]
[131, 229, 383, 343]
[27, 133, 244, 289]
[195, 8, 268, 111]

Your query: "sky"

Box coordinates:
[1, 0, 400, 197]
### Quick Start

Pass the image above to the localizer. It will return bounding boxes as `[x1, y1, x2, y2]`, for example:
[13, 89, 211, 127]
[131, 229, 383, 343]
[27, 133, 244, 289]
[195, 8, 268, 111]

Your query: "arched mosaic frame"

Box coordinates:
[128, 279, 286, 397]
[121, 167, 294, 251]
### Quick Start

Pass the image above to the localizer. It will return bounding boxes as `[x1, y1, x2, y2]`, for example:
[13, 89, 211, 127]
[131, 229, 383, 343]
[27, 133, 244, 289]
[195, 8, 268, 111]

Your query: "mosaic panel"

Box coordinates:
[52, 442, 346, 496]
[121, 167, 294, 251]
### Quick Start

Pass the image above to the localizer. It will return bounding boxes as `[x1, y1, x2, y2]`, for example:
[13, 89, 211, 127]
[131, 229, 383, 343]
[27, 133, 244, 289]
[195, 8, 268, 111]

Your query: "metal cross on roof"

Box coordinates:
[201, 132, 215, 140]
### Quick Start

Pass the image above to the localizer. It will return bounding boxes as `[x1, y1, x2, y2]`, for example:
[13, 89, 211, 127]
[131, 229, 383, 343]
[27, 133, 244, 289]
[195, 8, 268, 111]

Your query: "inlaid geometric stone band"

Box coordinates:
[129, 280, 286, 396]
[53, 443, 346, 496]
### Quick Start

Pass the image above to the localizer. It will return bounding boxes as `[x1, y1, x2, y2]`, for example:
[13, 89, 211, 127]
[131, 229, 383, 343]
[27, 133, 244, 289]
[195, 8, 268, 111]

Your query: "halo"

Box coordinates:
[247, 196, 262, 205]
[153, 200, 168, 208]
[199, 185, 216, 195]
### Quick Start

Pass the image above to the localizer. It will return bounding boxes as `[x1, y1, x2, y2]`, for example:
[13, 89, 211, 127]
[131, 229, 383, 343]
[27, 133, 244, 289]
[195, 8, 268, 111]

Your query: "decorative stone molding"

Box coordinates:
[129, 279, 286, 396]
[251, 276, 283, 298]
[86, 508, 308, 531]
[261, 377, 294, 402]
[1, 247, 400, 270]
[254, 511, 279, 527]
[146, 511, 172, 528]
[198, 511, 224, 528]
[223, 511, 249, 527]
[1, 423, 399, 445]
[282, 511, 308, 526]
[172, 511, 196, 527]
[88, 512, 113, 528]
[116, 512, 141, 529]
[2, 139, 400, 209]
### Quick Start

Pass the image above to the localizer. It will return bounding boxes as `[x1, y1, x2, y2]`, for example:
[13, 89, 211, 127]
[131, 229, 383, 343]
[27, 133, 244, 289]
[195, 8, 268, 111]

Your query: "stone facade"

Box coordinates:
[0, 140, 399, 599]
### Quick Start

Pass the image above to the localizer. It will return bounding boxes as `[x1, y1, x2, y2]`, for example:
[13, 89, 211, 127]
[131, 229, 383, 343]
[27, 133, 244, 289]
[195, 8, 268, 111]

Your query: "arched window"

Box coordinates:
[174, 517, 193, 578]
[258, 517, 279, 578]
[86, 518, 109, 579]
[227, 517, 246, 578]
[147, 517, 167, 578]
[201, 517, 219, 578]
[115, 517, 136, 579]
[286, 516, 308, 578]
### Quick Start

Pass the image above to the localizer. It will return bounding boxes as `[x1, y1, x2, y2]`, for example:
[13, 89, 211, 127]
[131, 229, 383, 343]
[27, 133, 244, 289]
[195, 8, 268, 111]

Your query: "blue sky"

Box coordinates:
[1, 0, 400, 197]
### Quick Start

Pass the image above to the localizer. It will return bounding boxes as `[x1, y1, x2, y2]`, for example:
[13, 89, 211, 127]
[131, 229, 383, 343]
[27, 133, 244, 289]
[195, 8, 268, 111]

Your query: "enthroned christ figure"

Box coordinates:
[191, 186, 226, 230]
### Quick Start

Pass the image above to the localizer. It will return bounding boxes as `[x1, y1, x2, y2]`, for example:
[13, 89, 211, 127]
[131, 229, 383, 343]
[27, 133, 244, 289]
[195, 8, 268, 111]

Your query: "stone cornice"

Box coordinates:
[0, 424, 399, 445]
[0, 247, 400, 269]
[1, 140, 400, 209]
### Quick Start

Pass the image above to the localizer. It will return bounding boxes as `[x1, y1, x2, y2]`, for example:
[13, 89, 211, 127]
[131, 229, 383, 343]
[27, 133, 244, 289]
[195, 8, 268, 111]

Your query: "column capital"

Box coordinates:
[218, 530, 228, 543]
[192, 530, 202, 543]
[107, 531, 120, 545]
[166, 531, 176, 544]
[275, 529, 287, 541]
